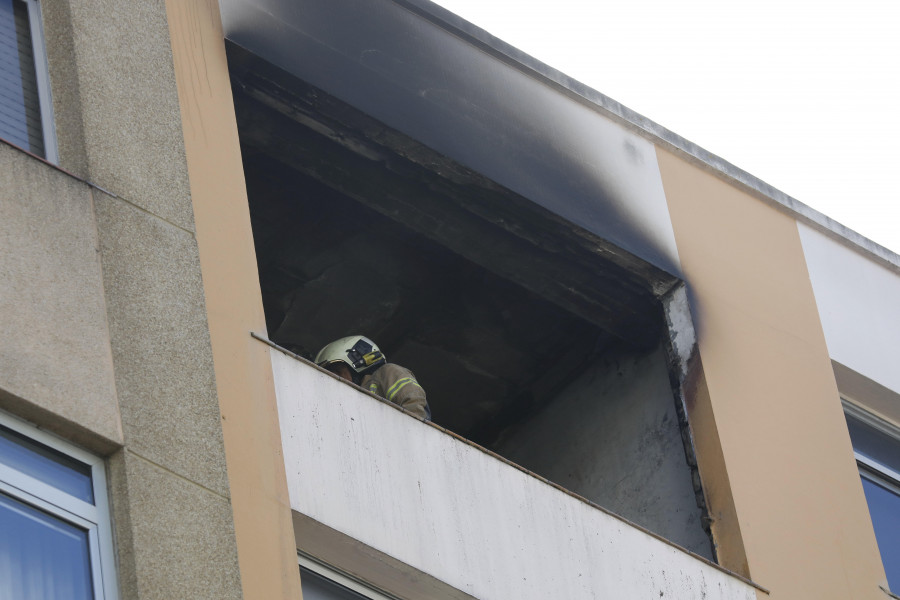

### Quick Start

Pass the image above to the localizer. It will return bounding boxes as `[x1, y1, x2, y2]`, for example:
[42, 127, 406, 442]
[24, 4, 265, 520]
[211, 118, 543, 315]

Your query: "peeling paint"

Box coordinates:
[663, 284, 697, 380]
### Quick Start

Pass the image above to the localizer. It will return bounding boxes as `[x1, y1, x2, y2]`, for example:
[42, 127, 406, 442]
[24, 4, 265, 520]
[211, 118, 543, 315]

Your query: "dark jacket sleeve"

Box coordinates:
[365, 363, 430, 420]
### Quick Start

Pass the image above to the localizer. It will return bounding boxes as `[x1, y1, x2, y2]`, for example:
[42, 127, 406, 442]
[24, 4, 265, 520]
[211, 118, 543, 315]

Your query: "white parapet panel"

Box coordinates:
[272, 349, 758, 600]
[798, 223, 900, 397]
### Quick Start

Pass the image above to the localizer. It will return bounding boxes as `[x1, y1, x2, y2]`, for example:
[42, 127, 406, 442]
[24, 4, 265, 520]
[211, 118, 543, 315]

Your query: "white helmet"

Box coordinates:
[315, 335, 386, 376]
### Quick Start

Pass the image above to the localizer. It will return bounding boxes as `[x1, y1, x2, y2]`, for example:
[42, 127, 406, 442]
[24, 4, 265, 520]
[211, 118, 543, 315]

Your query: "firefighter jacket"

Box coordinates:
[361, 363, 430, 420]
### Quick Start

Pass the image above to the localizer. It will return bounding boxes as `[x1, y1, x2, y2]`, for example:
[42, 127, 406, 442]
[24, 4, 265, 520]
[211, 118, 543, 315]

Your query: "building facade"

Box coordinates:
[1, 0, 897, 599]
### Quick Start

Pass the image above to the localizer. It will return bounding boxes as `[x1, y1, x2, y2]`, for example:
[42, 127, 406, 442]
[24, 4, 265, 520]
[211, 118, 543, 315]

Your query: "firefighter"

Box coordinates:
[315, 335, 431, 421]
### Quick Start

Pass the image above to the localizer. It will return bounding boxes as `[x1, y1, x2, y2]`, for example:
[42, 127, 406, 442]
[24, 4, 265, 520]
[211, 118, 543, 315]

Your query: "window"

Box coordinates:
[0, 0, 56, 161]
[0, 412, 118, 600]
[299, 554, 397, 600]
[843, 401, 900, 592]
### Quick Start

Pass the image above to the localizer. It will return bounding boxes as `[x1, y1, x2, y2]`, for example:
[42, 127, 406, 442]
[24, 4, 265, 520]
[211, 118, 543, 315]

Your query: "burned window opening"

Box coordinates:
[244, 152, 615, 441]
[230, 43, 714, 560]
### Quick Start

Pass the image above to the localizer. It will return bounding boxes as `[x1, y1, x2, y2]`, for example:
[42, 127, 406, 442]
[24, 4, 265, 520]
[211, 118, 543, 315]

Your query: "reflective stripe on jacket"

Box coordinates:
[361, 363, 430, 420]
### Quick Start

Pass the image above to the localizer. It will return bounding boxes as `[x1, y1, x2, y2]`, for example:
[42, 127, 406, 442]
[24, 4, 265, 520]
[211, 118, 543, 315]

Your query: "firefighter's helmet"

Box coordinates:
[315, 335, 386, 376]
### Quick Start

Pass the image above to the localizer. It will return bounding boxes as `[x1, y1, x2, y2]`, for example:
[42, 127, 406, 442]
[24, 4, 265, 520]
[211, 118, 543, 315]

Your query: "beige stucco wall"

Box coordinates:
[165, 1, 303, 598]
[657, 148, 887, 599]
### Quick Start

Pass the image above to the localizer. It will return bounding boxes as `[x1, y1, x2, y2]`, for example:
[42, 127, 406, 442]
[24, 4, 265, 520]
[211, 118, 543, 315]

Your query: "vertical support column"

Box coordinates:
[165, 2, 302, 598]
[657, 147, 887, 599]
[54, 0, 245, 596]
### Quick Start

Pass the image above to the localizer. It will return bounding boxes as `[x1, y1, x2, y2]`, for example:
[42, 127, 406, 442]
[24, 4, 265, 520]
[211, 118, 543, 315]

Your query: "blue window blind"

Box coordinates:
[0, 0, 44, 156]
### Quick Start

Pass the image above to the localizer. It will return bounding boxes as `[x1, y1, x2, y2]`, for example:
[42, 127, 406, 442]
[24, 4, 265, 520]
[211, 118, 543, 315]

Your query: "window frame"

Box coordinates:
[0, 411, 118, 600]
[298, 552, 400, 600]
[857, 454, 900, 494]
[843, 399, 900, 481]
[22, 0, 56, 163]
[1, 0, 57, 162]
[842, 398, 900, 593]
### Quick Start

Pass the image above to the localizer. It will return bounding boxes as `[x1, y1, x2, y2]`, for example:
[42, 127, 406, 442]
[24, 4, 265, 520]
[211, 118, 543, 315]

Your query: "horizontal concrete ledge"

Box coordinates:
[394, 0, 900, 275]
[294, 512, 478, 600]
[0, 390, 123, 456]
[0, 138, 119, 199]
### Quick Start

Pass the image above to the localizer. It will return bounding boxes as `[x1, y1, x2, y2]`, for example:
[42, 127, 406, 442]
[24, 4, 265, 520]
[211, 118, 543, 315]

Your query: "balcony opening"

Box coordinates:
[229, 43, 713, 560]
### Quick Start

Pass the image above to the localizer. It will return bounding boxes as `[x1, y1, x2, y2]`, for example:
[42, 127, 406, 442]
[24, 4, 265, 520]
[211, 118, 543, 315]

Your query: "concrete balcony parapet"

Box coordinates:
[269, 346, 761, 600]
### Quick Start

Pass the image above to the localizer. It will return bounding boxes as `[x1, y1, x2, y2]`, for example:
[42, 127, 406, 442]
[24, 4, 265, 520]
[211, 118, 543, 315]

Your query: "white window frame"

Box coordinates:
[298, 552, 400, 600]
[843, 399, 900, 595]
[843, 399, 900, 484]
[857, 454, 900, 493]
[844, 399, 900, 441]
[22, 0, 57, 163]
[0, 411, 118, 600]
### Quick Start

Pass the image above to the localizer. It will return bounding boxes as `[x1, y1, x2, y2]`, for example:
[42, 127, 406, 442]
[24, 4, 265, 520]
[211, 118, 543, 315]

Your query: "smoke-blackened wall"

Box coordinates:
[494, 343, 712, 559]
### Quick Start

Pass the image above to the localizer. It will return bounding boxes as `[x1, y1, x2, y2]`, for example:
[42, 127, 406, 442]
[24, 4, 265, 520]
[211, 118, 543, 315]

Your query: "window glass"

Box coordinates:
[300, 568, 371, 600]
[845, 408, 900, 592]
[0, 0, 45, 156]
[0, 412, 117, 600]
[0, 424, 94, 504]
[860, 476, 900, 591]
[846, 415, 900, 475]
[0, 492, 94, 600]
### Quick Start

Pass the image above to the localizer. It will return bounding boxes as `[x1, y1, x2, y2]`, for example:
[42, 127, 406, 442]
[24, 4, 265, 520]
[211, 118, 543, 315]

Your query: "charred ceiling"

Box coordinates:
[229, 43, 681, 443]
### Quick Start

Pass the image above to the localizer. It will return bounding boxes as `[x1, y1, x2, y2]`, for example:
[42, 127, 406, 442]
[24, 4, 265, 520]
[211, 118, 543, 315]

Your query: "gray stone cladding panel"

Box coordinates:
[109, 450, 242, 600]
[66, 0, 194, 231]
[93, 190, 229, 496]
[0, 144, 121, 444]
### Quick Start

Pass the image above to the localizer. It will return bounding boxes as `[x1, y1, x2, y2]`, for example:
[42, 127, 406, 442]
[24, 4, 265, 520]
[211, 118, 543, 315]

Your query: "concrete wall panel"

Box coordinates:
[494, 344, 711, 558]
[109, 450, 242, 600]
[0, 143, 121, 447]
[93, 190, 229, 496]
[65, 0, 194, 230]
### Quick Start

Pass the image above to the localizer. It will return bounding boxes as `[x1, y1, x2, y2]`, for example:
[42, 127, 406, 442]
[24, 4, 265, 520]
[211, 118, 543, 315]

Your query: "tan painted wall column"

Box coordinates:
[657, 148, 887, 599]
[165, 2, 302, 598]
